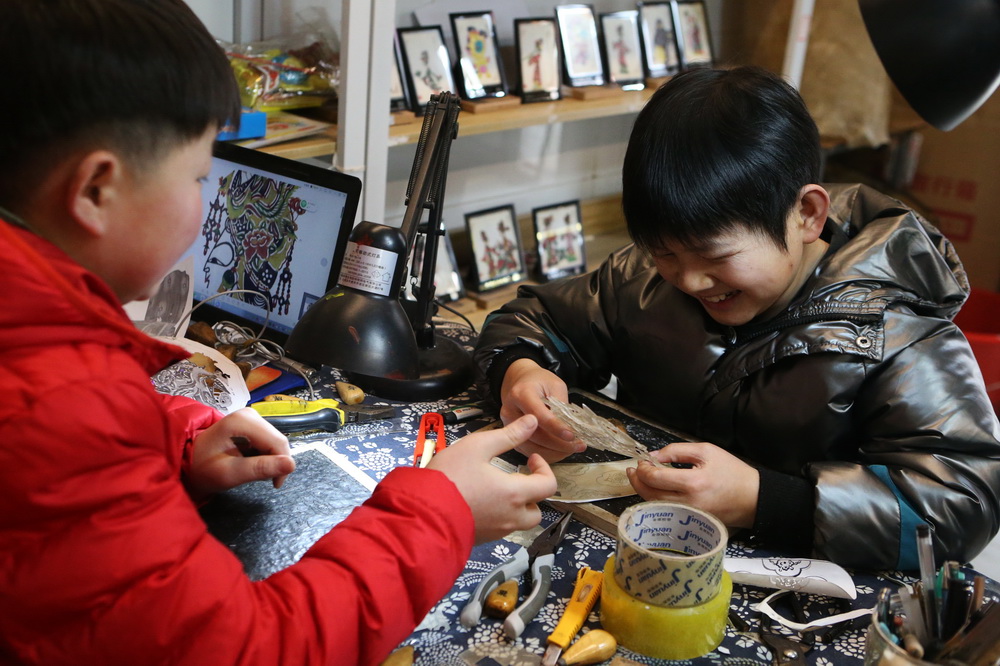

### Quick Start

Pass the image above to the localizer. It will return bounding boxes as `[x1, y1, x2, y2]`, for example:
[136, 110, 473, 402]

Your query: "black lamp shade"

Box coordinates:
[859, 0, 1000, 131]
[284, 287, 420, 379]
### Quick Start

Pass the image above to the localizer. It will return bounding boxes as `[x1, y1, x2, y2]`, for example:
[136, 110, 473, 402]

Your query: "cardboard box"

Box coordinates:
[909, 94, 1000, 291]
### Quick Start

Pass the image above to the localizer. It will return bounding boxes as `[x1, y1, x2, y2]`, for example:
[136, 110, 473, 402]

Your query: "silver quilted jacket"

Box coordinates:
[474, 183, 1000, 570]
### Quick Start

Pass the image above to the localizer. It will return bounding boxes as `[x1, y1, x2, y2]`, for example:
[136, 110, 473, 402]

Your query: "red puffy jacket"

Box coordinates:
[0, 218, 474, 665]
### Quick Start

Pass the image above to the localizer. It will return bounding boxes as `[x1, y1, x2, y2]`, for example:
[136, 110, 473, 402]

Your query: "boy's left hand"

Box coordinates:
[626, 442, 759, 529]
[187, 408, 296, 497]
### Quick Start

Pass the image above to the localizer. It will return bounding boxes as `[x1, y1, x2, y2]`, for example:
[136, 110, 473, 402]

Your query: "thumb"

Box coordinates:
[478, 414, 539, 458]
[239, 454, 296, 488]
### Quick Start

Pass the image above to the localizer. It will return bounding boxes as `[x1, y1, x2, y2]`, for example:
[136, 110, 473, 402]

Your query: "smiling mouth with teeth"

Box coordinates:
[702, 291, 738, 304]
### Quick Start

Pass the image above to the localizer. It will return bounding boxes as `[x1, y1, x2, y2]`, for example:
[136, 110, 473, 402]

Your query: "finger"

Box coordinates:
[232, 454, 296, 489]
[514, 435, 578, 463]
[651, 442, 704, 466]
[517, 453, 558, 499]
[627, 465, 680, 501]
[518, 391, 576, 444]
[476, 414, 539, 458]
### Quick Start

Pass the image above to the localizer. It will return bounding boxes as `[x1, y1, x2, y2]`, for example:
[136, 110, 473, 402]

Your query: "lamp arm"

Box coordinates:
[399, 92, 461, 345]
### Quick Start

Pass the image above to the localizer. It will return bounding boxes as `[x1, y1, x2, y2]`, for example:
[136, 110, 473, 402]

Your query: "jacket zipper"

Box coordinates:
[726, 312, 882, 347]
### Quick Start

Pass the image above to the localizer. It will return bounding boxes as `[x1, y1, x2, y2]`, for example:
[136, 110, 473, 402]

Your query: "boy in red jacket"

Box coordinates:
[0, 2, 556, 664]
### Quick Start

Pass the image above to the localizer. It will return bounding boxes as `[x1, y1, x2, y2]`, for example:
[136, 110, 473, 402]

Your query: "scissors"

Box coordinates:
[460, 512, 573, 638]
[761, 633, 810, 666]
[414, 412, 446, 467]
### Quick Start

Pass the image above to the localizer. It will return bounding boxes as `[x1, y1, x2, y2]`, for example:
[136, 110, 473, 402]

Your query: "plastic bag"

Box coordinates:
[225, 28, 339, 112]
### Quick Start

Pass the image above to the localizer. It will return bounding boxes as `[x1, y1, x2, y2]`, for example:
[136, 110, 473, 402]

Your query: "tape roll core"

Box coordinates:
[613, 502, 727, 607]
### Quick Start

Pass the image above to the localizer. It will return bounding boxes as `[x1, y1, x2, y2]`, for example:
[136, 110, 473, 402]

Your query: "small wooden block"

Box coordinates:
[569, 85, 628, 101]
[467, 282, 525, 310]
[389, 110, 418, 125]
[645, 76, 672, 90]
[460, 95, 523, 113]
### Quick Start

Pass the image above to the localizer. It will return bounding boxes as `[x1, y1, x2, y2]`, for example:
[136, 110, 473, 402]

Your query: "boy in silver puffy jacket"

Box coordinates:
[474, 66, 1000, 570]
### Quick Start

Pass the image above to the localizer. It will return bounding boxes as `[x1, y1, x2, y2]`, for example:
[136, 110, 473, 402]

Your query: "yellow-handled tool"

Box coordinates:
[541, 567, 604, 666]
[250, 398, 396, 434]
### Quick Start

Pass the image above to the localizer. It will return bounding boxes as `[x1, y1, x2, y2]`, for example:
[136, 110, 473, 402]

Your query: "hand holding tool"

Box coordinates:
[461, 512, 573, 637]
[250, 398, 396, 434]
[414, 412, 446, 467]
[541, 567, 605, 666]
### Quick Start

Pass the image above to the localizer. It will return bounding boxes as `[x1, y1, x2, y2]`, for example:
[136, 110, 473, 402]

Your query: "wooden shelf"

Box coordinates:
[389, 88, 654, 147]
[257, 88, 655, 160]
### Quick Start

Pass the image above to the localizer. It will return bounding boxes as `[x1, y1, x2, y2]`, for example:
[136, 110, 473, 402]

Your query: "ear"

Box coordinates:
[795, 184, 830, 243]
[66, 150, 126, 238]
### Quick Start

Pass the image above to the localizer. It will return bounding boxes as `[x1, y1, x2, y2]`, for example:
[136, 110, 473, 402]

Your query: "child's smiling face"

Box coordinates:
[649, 206, 825, 327]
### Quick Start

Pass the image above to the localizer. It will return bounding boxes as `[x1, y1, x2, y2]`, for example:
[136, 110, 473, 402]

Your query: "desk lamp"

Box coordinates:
[858, 0, 1000, 131]
[285, 92, 474, 400]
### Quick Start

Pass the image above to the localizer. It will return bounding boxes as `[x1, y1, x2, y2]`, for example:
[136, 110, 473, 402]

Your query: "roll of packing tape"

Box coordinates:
[613, 502, 727, 607]
[601, 555, 733, 660]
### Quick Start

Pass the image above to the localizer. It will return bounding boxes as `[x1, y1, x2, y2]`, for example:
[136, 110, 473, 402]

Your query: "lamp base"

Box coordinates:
[346, 332, 475, 402]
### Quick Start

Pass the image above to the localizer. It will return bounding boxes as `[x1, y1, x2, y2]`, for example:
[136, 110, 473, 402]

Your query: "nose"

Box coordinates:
[667, 262, 715, 294]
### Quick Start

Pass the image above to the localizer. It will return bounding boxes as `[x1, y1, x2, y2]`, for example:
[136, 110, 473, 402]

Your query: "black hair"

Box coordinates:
[622, 66, 821, 252]
[0, 0, 241, 210]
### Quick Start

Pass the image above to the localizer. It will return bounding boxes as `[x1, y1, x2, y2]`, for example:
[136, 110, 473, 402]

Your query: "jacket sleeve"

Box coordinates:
[474, 246, 638, 401]
[2, 374, 474, 666]
[808, 314, 1000, 570]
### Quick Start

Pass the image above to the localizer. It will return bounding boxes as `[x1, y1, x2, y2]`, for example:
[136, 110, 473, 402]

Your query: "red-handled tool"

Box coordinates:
[414, 412, 446, 467]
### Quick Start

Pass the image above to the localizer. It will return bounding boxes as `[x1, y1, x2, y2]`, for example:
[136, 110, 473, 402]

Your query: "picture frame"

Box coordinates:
[449, 11, 508, 100]
[555, 4, 605, 88]
[397, 25, 458, 114]
[389, 36, 411, 112]
[515, 18, 562, 103]
[403, 232, 465, 303]
[599, 10, 645, 90]
[465, 205, 526, 293]
[638, 2, 681, 79]
[533, 200, 587, 282]
[672, 0, 714, 69]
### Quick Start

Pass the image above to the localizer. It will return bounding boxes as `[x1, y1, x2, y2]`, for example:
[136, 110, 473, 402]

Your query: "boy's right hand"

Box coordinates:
[426, 415, 558, 544]
[498, 359, 585, 462]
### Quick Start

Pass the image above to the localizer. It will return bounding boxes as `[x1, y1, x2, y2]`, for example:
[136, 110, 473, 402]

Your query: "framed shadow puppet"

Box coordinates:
[638, 2, 680, 79]
[450, 11, 508, 100]
[673, 0, 714, 69]
[389, 36, 411, 112]
[600, 10, 645, 90]
[515, 17, 562, 103]
[533, 200, 587, 282]
[555, 4, 605, 87]
[465, 205, 526, 293]
[398, 25, 457, 114]
[403, 231, 465, 303]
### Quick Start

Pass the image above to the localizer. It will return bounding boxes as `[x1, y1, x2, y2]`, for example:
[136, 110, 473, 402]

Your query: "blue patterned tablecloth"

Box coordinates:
[200, 326, 929, 666]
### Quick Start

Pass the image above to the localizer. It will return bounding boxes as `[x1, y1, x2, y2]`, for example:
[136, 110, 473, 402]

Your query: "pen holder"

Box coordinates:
[865, 591, 934, 666]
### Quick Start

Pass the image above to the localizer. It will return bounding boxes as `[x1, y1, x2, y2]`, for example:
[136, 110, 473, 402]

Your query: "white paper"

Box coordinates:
[150, 337, 250, 415]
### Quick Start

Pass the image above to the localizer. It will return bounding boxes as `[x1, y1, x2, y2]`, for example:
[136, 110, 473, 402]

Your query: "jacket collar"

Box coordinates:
[0, 216, 190, 374]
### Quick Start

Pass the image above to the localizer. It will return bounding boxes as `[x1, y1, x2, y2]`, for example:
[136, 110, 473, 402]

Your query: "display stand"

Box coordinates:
[645, 76, 672, 90]
[389, 110, 418, 126]
[466, 281, 533, 312]
[569, 85, 630, 101]
[460, 95, 523, 114]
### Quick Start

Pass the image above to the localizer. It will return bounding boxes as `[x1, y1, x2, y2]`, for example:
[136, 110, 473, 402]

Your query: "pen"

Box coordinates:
[916, 524, 940, 639]
[441, 402, 487, 424]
